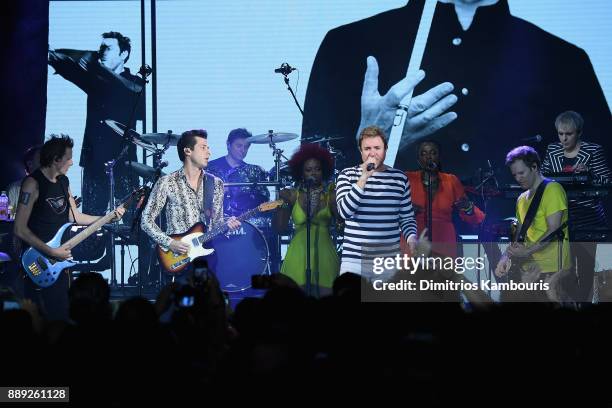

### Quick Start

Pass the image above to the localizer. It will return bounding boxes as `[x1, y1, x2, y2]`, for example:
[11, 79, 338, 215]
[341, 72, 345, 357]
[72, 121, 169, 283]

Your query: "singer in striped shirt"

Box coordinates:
[336, 126, 418, 276]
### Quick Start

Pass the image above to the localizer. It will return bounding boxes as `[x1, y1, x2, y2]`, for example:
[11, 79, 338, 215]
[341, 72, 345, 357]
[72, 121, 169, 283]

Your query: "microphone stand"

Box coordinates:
[555, 225, 568, 304]
[130, 182, 150, 295]
[475, 163, 500, 288]
[105, 143, 130, 289]
[425, 164, 434, 242]
[131, 146, 168, 236]
[280, 72, 304, 116]
[269, 133, 289, 274]
[475, 169, 491, 285]
[105, 64, 151, 290]
[121, 65, 151, 188]
[135, 161, 165, 296]
[305, 180, 312, 297]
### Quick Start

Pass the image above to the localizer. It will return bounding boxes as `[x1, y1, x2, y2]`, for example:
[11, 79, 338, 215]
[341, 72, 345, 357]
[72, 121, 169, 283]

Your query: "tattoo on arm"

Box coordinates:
[19, 191, 31, 206]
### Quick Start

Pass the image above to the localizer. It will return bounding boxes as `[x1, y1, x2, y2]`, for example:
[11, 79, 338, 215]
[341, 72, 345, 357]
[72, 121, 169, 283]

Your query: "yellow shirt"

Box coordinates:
[516, 181, 571, 273]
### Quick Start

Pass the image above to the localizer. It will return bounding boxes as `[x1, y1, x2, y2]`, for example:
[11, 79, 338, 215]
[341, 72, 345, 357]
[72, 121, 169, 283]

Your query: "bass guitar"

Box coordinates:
[157, 200, 282, 274]
[22, 187, 145, 287]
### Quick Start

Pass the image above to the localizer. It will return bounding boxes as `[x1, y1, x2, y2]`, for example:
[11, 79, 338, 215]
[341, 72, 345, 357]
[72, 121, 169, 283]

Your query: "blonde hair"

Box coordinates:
[555, 111, 583, 134]
[358, 126, 388, 149]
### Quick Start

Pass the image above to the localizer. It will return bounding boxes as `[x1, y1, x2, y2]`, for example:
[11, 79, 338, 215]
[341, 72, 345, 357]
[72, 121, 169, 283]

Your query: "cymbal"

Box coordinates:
[104, 119, 157, 152]
[141, 132, 180, 146]
[104, 119, 140, 139]
[302, 136, 343, 144]
[314, 137, 343, 143]
[125, 161, 165, 179]
[247, 131, 298, 144]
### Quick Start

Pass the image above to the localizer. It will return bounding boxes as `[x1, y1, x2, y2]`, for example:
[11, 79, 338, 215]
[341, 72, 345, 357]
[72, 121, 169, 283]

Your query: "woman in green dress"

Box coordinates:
[273, 143, 340, 296]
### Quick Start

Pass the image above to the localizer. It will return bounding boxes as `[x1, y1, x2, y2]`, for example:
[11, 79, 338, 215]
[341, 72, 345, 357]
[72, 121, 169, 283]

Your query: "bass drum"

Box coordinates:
[207, 220, 269, 293]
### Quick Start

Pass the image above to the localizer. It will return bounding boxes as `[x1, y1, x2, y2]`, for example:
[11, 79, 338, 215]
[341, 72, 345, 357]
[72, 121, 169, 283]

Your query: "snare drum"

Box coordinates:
[207, 220, 270, 292]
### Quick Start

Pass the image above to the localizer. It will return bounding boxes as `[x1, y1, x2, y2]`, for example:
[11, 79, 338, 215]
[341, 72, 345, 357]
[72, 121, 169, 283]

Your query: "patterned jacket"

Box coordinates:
[141, 167, 224, 248]
[541, 141, 611, 228]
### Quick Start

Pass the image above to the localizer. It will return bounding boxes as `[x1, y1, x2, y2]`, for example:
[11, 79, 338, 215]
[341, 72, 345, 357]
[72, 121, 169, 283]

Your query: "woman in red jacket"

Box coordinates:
[402, 140, 485, 258]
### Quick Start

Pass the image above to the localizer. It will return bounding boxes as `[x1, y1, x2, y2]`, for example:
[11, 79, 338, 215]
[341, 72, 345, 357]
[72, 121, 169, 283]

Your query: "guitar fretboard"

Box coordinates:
[62, 212, 116, 248]
[198, 206, 261, 245]
[61, 190, 141, 249]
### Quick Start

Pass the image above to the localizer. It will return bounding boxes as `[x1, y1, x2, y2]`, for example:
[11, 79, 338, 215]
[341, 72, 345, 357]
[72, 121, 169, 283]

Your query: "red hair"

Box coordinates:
[288, 143, 334, 182]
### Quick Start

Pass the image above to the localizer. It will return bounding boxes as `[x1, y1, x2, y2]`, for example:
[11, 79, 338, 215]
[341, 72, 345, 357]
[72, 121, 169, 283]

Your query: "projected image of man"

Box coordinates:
[48, 31, 144, 223]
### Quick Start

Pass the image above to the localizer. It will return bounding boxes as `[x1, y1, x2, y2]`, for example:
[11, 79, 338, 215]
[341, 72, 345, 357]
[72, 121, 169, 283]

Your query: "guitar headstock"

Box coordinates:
[133, 186, 148, 201]
[258, 199, 284, 212]
[120, 186, 148, 208]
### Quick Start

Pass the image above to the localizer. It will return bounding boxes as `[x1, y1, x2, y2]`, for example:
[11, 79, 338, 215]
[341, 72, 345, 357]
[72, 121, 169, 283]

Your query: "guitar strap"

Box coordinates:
[58, 175, 78, 226]
[201, 172, 214, 227]
[56, 176, 75, 284]
[516, 178, 550, 243]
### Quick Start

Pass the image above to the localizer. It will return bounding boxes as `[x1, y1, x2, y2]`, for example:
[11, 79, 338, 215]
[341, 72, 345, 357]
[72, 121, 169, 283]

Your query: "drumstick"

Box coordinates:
[387, 0, 437, 166]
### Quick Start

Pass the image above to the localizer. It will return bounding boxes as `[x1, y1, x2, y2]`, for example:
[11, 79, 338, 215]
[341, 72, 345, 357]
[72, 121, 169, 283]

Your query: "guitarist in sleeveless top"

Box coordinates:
[140, 130, 241, 278]
[13, 135, 125, 320]
[495, 146, 572, 302]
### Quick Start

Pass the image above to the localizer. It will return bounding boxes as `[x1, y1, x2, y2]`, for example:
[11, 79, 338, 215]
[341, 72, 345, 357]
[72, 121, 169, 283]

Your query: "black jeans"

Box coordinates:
[23, 269, 71, 321]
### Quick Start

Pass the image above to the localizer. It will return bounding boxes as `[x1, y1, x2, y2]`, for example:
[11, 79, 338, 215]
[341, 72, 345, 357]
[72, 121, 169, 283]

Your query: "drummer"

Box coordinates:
[208, 128, 279, 272]
[207, 128, 270, 216]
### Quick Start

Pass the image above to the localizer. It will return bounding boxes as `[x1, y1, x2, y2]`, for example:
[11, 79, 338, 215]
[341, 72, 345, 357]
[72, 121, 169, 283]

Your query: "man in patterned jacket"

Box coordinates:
[141, 129, 241, 259]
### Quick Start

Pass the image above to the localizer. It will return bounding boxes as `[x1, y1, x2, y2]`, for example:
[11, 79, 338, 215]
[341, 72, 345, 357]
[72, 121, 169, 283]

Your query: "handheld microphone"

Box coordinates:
[366, 163, 375, 171]
[427, 160, 437, 170]
[274, 63, 296, 75]
[521, 134, 543, 143]
[139, 64, 153, 76]
[304, 177, 317, 189]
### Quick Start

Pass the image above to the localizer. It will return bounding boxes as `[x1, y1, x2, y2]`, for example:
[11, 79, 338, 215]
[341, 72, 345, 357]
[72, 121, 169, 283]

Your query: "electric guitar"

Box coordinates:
[157, 200, 283, 274]
[504, 219, 567, 281]
[22, 187, 145, 287]
[502, 219, 538, 281]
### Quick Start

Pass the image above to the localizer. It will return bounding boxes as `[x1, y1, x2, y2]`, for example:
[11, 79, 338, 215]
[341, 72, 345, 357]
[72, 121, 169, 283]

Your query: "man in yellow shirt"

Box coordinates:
[496, 146, 571, 301]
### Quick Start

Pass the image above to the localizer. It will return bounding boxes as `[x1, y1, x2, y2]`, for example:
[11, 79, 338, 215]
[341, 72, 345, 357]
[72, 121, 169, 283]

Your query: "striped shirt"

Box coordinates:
[542, 141, 611, 228]
[336, 165, 417, 274]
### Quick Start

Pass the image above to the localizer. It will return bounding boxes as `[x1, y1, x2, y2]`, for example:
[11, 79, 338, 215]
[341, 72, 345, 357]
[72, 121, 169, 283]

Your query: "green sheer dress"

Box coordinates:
[280, 188, 339, 289]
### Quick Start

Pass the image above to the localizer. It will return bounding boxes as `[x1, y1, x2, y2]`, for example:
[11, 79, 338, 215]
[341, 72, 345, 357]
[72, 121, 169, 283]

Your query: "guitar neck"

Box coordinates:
[63, 211, 116, 248]
[59, 188, 142, 249]
[200, 207, 260, 243]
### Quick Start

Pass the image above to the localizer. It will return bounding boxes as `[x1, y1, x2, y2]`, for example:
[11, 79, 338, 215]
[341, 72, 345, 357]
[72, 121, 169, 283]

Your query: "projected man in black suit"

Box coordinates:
[48, 31, 144, 221]
[302, 0, 611, 196]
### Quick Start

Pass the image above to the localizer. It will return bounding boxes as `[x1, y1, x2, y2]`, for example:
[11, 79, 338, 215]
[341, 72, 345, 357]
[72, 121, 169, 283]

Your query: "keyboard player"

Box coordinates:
[541, 111, 612, 302]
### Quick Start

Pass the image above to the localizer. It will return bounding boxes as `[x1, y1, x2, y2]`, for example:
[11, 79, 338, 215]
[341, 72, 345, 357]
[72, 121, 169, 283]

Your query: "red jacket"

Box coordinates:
[402, 171, 485, 257]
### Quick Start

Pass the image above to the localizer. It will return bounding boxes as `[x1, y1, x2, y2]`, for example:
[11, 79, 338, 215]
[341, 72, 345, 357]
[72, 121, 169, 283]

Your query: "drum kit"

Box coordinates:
[220, 130, 300, 287]
[96, 120, 178, 288]
[104, 119, 174, 180]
